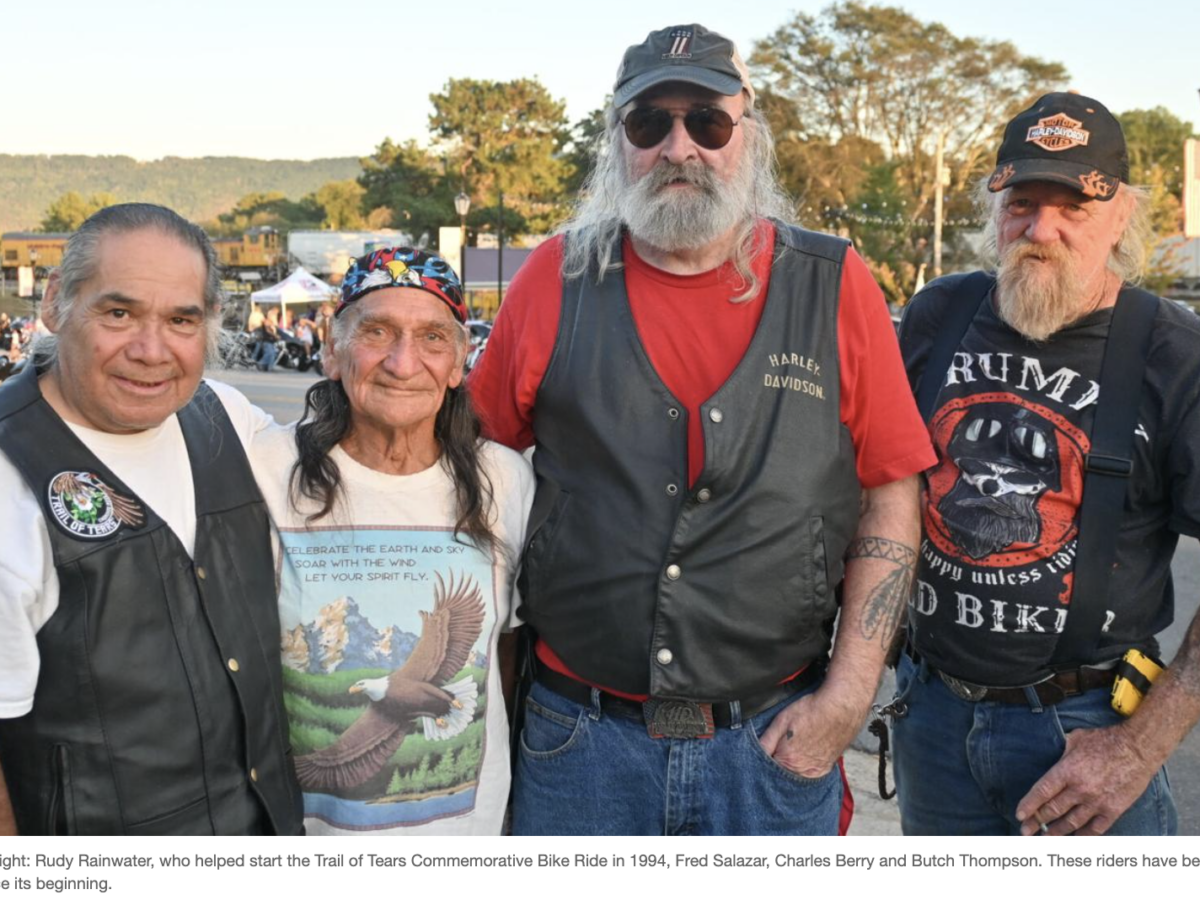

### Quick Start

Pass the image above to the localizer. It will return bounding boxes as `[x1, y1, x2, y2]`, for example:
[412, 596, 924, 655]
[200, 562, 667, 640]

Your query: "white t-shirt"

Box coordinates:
[0, 379, 271, 718]
[249, 426, 534, 836]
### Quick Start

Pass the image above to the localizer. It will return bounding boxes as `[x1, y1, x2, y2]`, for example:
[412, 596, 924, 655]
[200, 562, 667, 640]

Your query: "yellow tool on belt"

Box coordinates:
[1111, 649, 1164, 716]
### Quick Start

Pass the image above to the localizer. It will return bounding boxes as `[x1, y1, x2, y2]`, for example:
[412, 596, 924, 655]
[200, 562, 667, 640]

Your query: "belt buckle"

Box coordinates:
[939, 672, 989, 702]
[643, 699, 715, 739]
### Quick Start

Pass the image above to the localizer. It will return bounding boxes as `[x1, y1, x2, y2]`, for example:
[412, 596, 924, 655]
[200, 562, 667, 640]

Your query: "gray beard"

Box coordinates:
[616, 157, 751, 253]
[995, 243, 1085, 342]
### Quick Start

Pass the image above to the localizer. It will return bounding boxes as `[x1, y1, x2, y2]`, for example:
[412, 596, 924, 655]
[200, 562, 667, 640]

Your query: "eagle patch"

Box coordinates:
[47, 471, 144, 539]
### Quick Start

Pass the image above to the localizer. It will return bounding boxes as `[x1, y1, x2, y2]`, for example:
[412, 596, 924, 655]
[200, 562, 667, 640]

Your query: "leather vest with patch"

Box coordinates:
[0, 365, 302, 835]
[522, 223, 862, 699]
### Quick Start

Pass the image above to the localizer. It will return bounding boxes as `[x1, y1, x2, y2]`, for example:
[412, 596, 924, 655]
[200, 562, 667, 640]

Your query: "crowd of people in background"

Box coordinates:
[239, 300, 333, 372]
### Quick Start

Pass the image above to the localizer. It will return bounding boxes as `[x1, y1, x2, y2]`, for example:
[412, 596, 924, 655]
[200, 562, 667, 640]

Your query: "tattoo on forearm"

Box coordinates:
[847, 537, 917, 649]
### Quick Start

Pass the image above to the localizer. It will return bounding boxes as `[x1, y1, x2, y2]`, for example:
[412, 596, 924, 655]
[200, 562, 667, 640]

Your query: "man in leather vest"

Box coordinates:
[0, 203, 303, 835]
[470, 24, 935, 835]
[895, 94, 1200, 835]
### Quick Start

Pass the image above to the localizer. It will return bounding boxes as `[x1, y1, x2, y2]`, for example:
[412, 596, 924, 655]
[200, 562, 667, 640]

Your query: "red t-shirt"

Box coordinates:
[470, 222, 934, 488]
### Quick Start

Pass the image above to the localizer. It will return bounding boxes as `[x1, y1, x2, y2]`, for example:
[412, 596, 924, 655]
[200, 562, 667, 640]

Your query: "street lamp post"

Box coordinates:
[454, 191, 471, 280]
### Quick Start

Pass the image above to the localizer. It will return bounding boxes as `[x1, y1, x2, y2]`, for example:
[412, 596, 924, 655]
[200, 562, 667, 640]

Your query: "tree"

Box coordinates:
[385, 767, 403, 795]
[563, 104, 609, 195]
[1118, 107, 1195, 199]
[429, 77, 575, 237]
[209, 191, 324, 236]
[358, 138, 456, 245]
[1117, 108, 1197, 291]
[40, 191, 119, 231]
[314, 180, 367, 230]
[752, 2, 1068, 300]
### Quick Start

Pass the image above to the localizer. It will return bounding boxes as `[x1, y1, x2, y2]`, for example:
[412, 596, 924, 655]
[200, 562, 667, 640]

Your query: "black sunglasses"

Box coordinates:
[619, 106, 741, 151]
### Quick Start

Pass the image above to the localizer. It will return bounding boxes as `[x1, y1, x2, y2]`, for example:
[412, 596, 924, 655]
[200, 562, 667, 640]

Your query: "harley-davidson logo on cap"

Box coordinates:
[1026, 114, 1091, 152]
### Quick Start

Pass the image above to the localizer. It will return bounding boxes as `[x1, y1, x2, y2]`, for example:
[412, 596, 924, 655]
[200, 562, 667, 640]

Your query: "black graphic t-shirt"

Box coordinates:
[899, 274, 1200, 686]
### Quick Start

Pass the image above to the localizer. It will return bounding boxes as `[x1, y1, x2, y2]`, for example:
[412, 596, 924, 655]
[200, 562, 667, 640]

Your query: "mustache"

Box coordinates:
[639, 161, 718, 194]
[999, 238, 1072, 267]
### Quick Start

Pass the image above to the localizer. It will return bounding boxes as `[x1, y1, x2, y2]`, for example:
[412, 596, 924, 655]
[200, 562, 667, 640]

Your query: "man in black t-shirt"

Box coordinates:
[895, 93, 1200, 836]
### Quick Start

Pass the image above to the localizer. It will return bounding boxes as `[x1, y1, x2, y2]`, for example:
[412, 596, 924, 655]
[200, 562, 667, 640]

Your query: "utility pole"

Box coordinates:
[497, 189, 505, 307]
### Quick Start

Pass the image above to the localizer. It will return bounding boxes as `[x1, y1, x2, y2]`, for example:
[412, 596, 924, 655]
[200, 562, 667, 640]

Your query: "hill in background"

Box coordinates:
[0, 155, 362, 232]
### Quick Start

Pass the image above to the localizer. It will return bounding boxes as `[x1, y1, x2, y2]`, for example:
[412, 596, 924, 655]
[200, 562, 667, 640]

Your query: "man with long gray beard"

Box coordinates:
[470, 23, 934, 835]
[894, 93, 1200, 835]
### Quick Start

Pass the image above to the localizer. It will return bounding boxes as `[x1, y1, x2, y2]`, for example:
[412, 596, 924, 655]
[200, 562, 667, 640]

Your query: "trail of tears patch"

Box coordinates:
[47, 471, 145, 539]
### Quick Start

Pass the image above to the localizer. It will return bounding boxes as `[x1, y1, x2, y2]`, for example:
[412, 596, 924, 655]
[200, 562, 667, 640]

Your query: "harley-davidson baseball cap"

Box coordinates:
[987, 92, 1129, 201]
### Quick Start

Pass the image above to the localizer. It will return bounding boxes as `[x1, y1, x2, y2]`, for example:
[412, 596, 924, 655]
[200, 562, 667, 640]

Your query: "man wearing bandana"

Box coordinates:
[249, 248, 534, 836]
[895, 93, 1200, 835]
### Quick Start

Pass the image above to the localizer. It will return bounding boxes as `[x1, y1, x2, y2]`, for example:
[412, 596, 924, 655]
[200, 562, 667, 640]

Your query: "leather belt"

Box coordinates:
[914, 652, 1117, 705]
[535, 664, 822, 738]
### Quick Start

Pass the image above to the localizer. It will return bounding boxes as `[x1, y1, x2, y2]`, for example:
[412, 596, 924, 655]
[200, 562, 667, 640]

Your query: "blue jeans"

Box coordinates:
[255, 340, 277, 371]
[511, 679, 843, 836]
[891, 653, 1177, 835]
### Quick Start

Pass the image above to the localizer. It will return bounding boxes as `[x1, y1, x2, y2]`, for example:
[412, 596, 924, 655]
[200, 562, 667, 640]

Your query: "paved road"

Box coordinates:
[206, 364, 319, 424]
[214, 366, 1200, 834]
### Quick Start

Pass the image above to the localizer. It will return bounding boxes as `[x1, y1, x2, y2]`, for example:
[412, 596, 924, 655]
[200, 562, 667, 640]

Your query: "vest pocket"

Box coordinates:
[46, 744, 75, 836]
[809, 516, 829, 605]
[522, 488, 573, 601]
[125, 795, 211, 835]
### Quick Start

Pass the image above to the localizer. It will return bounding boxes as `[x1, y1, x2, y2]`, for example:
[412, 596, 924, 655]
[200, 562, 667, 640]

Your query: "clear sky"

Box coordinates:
[3, 0, 1196, 161]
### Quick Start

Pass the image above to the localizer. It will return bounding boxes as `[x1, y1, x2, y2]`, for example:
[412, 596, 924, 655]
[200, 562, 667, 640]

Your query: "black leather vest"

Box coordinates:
[522, 223, 862, 699]
[0, 365, 303, 835]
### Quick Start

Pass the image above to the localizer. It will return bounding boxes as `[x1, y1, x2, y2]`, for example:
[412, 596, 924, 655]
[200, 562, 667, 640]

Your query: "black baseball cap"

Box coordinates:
[987, 92, 1129, 201]
[613, 24, 752, 109]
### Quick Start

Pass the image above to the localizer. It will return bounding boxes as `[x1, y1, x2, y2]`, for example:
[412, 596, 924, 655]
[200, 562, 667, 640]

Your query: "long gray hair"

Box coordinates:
[36, 202, 224, 364]
[559, 99, 794, 302]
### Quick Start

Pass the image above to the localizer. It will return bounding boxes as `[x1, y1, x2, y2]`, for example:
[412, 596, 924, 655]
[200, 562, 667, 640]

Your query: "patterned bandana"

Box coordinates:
[337, 247, 467, 322]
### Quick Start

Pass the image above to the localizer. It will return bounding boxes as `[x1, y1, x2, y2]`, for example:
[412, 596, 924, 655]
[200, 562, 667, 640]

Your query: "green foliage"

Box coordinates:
[386, 767, 403, 794]
[563, 104, 609, 195]
[429, 77, 575, 237]
[1114, 108, 1197, 291]
[314, 180, 367, 230]
[284, 690, 369, 734]
[209, 191, 324, 236]
[0, 155, 361, 233]
[1118, 107, 1195, 197]
[358, 138, 458, 243]
[282, 665, 391, 699]
[286, 719, 341, 756]
[752, 1, 1069, 301]
[40, 191, 119, 231]
[283, 665, 488, 777]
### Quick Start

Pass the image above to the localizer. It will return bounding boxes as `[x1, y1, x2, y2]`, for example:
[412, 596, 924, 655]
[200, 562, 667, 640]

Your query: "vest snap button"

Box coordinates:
[668, 407, 680, 419]
[696, 488, 712, 503]
[196, 566, 207, 580]
[250, 767, 258, 783]
[666, 484, 678, 496]
[665, 564, 681, 581]
[657, 648, 674, 665]
[228, 658, 240, 673]
[709, 408, 723, 423]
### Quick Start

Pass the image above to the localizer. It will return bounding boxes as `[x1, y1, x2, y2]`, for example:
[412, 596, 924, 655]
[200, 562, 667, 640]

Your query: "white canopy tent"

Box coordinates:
[250, 267, 337, 320]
